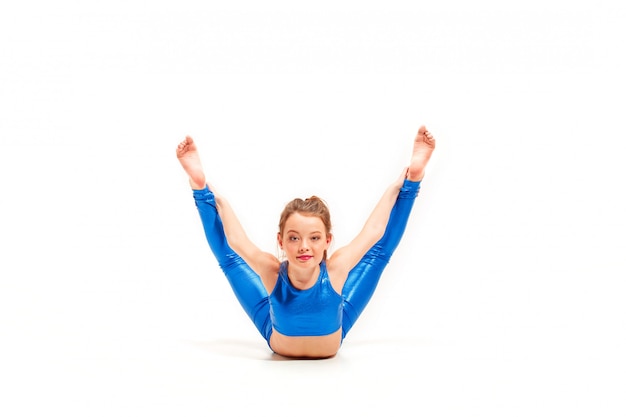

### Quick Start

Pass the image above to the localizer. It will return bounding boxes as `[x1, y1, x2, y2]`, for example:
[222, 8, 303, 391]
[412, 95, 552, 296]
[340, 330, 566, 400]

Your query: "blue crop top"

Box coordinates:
[269, 261, 343, 337]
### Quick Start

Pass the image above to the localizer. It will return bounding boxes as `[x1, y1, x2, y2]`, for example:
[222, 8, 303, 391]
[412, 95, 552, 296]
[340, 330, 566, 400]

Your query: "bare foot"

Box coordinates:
[176, 136, 207, 189]
[407, 125, 436, 181]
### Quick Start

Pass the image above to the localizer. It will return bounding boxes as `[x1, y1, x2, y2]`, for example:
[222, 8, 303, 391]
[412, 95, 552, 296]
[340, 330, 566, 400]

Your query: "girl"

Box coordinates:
[176, 126, 435, 358]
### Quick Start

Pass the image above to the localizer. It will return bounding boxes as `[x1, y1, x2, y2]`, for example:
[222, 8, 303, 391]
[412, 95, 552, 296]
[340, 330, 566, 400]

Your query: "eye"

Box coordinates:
[289, 236, 299, 241]
[311, 236, 321, 241]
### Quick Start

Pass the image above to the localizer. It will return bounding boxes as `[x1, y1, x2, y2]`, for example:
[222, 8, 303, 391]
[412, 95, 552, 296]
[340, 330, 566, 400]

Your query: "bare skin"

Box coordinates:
[176, 126, 435, 358]
[176, 136, 207, 190]
[408, 125, 436, 182]
[176, 126, 435, 189]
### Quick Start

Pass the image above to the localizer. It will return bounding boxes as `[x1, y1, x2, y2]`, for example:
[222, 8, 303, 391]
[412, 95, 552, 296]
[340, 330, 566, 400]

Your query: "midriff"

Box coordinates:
[269, 328, 342, 359]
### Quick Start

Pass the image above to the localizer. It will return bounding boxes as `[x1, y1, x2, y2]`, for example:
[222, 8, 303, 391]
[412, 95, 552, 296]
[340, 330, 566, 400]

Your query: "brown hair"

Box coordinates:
[279, 196, 332, 234]
[278, 197, 332, 258]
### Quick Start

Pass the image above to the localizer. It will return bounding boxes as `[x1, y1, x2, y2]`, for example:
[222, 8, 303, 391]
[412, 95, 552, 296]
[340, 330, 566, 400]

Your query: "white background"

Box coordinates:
[1, 1, 625, 416]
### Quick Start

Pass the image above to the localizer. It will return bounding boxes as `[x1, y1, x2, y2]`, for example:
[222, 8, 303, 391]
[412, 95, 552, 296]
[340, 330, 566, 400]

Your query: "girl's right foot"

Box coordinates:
[176, 136, 207, 189]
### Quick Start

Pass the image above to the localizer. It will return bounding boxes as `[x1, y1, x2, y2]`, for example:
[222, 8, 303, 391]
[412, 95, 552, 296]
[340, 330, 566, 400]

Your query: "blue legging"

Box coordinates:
[192, 180, 420, 343]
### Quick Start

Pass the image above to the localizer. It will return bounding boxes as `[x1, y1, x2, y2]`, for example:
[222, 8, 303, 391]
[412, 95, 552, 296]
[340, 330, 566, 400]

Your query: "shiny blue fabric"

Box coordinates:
[192, 179, 420, 344]
[340, 179, 420, 338]
[193, 187, 273, 342]
[269, 261, 343, 336]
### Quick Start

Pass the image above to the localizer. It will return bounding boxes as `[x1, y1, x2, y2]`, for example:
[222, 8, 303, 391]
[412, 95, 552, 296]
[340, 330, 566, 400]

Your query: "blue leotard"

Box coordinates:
[192, 179, 420, 345]
[270, 260, 343, 336]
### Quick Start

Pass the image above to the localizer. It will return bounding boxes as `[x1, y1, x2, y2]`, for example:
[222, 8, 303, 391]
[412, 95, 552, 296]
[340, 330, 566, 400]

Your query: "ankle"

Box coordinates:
[407, 169, 424, 182]
[189, 178, 206, 190]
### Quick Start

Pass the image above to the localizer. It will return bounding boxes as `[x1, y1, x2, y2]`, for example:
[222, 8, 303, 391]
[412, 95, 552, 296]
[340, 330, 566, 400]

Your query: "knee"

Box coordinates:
[362, 245, 391, 265]
[219, 252, 251, 274]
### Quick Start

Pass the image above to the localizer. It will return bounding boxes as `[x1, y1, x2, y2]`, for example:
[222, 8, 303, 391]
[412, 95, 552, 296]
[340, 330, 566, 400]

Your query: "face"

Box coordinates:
[278, 212, 331, 266]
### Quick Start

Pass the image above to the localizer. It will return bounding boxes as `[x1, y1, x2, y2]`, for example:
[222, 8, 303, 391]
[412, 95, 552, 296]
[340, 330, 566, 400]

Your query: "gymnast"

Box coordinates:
[176, 125, 435, 359]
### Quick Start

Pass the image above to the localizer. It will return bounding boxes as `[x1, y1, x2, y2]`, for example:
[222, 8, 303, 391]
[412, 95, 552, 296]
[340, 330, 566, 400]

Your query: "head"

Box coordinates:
[277, 196, 332, 264]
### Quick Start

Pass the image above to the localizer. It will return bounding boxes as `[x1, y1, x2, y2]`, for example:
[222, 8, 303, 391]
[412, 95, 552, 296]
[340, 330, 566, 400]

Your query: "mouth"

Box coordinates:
[296, 255, 313, 261]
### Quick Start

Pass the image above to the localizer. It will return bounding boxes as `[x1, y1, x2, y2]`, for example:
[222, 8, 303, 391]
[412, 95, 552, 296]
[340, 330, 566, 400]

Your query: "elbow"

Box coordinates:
[371, 223, 387, 243]
[225, 235, 244, 254]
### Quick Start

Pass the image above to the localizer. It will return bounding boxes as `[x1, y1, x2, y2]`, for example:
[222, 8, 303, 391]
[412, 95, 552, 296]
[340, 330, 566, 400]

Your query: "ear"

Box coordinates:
[277, 232, 283, 248]
[326, 233, 333, 246]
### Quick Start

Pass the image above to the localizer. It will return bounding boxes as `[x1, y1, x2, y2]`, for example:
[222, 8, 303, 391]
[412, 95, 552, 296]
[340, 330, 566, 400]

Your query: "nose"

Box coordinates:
[298, 241, 310, 252]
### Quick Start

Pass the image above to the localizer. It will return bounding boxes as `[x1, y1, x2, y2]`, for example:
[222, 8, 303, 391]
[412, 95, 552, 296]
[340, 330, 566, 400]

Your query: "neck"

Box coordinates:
[287, 262, 320, 290]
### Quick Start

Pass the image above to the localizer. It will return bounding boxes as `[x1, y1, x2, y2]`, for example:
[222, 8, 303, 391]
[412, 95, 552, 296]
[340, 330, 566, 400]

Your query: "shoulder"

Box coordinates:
[258, 253, 281, 293]
[325, 256, 350, 293]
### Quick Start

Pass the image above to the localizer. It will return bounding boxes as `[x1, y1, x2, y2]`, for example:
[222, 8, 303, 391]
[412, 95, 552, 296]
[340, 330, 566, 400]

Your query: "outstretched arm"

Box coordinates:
[327, 125, 435, 287]
[328, 169, 407, 279]
[176, 136, 280, 292]
[212, 192, 280, 289]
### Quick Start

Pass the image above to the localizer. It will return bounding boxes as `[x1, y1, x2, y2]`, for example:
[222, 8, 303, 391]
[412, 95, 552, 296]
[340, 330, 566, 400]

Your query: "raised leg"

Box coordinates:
[341, 126, 435, 338]
[193, 188, 273, 342]
[177, 137, 273, 341]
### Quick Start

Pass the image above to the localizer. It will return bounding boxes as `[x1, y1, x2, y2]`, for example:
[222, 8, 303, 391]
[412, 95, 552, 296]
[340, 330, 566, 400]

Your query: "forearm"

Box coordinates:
[214, 195, 253, 255]
[362, 182, 403, 240]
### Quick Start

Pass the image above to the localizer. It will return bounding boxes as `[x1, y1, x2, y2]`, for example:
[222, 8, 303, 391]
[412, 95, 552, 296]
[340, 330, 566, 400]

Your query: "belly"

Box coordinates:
[269, 328, 342, 359]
